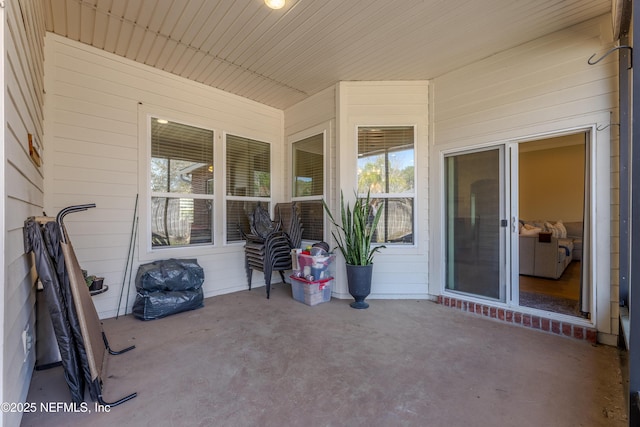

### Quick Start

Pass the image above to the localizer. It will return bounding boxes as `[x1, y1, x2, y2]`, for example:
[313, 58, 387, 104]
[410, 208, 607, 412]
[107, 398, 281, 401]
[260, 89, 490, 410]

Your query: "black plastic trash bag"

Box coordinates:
[135, 258, 204, 292]
[133, 259, 205, 320]
[132, 289, 204, 320]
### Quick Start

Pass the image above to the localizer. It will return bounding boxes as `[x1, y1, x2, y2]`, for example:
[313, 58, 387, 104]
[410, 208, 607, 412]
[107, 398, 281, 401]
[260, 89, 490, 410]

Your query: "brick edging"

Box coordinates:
[437, 295, 597, 344]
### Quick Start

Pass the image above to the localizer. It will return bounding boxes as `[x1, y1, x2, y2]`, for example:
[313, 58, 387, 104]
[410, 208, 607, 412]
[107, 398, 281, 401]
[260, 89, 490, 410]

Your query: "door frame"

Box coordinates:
[441, 144, 509, 303]
[509, 128, 594, 319]
[437, 125, 598, 327]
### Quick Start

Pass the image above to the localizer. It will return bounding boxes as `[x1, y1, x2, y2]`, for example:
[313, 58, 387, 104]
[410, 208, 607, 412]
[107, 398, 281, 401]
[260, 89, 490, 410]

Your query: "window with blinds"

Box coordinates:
[292, 133, 324, 241]
[150, 118, 214, 248]
[358, 126, 415, 244]
[226, 134, 271, 242]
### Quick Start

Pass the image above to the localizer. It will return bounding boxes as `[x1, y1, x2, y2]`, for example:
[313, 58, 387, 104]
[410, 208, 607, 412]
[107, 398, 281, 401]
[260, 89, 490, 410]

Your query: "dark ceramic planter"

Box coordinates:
[346, 264, 373, 309]
[89, 277, 104, 291]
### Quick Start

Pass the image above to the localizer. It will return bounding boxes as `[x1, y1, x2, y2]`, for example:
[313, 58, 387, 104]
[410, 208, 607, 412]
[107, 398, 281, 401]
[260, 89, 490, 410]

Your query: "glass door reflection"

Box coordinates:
[445, 148, 504, 301]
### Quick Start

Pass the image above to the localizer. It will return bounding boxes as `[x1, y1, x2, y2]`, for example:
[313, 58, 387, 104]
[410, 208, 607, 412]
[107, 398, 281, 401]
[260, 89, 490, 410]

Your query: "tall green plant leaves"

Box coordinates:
[322, 190, 385, 265]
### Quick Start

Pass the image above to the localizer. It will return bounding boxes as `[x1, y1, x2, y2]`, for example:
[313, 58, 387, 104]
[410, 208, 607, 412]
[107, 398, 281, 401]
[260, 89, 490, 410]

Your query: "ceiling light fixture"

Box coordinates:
[265, 0, 285, 10]
[156, 119, 168, 124]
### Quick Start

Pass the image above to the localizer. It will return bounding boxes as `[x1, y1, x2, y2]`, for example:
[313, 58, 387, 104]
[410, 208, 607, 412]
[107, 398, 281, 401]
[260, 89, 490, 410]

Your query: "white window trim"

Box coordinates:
[137, 107, 280, 259]
[138, 108, 220, 260]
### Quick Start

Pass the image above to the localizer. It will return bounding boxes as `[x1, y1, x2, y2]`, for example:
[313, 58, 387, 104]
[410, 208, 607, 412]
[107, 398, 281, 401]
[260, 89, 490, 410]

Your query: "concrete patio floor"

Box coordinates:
[21, 283, 628, 426]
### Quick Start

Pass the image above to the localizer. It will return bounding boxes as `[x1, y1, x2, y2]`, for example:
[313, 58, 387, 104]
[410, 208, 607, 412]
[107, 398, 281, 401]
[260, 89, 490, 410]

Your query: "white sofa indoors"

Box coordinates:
[563, 221, 583, 261]
[519, 220, 579, 279]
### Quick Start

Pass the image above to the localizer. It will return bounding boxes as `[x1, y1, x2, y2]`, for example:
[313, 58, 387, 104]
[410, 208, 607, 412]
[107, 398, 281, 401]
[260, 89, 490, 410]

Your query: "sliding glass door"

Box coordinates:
[445, 148, 505, 301]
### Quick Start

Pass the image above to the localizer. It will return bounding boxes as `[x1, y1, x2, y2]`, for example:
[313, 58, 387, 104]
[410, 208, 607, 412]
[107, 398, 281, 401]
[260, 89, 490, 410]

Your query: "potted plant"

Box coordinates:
[323, 190, 385, 308]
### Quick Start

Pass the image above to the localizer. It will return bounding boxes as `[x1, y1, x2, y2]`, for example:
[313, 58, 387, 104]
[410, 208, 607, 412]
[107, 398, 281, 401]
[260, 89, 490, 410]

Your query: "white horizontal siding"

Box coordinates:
[434, 16, 614, 146]
[335, 81, 430, 299]
[368, 256, 431, 299]
[45, 34, 283, 319]
[50, 49, 281, 134]
[431, 15, 617, 337]
[3, 1, 47, 426]
[285, 86, 336, 137]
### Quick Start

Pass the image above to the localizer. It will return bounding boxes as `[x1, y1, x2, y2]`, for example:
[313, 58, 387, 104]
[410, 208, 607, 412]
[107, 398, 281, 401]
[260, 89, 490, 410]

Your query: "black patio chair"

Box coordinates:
[241, 202, 303, 298]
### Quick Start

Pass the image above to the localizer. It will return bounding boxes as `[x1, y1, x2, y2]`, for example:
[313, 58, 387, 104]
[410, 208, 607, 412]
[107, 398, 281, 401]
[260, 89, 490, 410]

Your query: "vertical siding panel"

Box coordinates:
[45, 34, 283, 320]
[3, 1, 46, 426]
[431, 15, 617, 339]
[336, 81, 430, 299]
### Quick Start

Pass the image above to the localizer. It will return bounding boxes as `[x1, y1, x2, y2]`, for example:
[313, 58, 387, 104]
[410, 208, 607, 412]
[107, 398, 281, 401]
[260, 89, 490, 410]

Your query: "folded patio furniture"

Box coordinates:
[24, 204, 137, 407]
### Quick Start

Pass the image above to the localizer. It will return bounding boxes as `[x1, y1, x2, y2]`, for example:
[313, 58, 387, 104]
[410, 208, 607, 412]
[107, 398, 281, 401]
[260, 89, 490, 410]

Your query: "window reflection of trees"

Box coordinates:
[357, 125, 415, 244]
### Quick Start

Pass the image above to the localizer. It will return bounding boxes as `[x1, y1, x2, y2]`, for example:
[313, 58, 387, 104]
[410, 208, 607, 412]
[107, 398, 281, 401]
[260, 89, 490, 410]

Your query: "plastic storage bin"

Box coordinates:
[291, 251, 335, 281]
[290, 275, 333, 306]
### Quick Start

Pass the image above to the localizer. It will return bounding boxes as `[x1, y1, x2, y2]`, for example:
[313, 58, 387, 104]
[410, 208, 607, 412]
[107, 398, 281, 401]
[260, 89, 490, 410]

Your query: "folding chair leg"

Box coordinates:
[264, 266, 272, 299]
[245, 259, 253, 291]
[102, 332, 135, 356]
[94, 379, 137, 407]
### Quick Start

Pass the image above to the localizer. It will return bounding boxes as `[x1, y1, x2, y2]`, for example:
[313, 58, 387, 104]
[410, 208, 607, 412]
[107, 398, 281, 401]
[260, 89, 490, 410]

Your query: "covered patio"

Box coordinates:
[22, 286, 627, 426]
[5, 1, 639, 425]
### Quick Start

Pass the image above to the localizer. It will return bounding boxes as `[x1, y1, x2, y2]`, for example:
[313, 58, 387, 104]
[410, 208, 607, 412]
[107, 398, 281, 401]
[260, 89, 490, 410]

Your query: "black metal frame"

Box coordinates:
[632, 1, 640, 417]
[625, 0, 640, 424]
[57, 204, 137, 407]
[96, 330, 137, 406]
[102, 332, 136, 356]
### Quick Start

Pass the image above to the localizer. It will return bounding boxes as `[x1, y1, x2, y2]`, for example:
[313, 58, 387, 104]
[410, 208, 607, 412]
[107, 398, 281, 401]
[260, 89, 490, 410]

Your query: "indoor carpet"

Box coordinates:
[519, 291, 581, 317]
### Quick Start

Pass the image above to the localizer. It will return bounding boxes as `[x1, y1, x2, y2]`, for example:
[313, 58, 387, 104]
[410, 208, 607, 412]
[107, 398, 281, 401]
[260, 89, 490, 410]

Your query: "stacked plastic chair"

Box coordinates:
[242, 202, 303, 298]
[274, 202, 303, 249]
